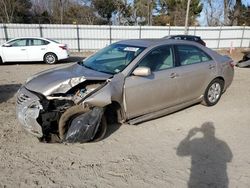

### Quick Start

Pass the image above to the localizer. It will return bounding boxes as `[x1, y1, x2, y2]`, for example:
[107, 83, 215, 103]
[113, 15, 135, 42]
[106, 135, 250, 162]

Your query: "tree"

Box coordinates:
[0, 0, 32, 23]
[229, 3, 250, 26]
[113, 0, 133, 25]
[49, 0, 71, 24]
[64, 3, 101, 24]
[204, 0, 224, 26]
[0, 0, 18, 23]
[153, 14, 171, 26]
[156, 0, 202, 26]
[133, 0, 157, 25]
[223, 0, 234, 25]
[92, 0, 117, 24]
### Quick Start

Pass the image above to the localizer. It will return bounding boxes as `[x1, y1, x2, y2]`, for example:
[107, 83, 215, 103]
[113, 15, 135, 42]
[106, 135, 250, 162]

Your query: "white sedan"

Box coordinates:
[0, 37, 69, 64]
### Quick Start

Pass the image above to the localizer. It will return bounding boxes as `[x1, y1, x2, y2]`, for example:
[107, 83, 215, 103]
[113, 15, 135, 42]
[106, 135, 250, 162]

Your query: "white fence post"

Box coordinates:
[240, 26, 245, 48]
[217, 26, 222, 49]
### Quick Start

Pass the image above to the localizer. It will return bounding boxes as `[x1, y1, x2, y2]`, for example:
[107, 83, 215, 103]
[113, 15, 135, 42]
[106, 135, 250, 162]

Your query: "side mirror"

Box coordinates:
[132, 67, 151, 77]
[2, 43, 11, 47]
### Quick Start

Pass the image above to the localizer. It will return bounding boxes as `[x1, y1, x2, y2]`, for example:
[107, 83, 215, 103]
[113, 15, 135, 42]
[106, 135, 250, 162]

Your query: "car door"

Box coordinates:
[2, 39, 28, 62]
[174, 44, 216, 103]
[26, 39, 49, 61]
[124, 45, 179, 119]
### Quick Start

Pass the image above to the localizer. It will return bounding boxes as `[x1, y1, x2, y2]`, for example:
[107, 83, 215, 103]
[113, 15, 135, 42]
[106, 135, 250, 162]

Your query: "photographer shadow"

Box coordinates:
[0, 84, 21, 103]
[177, 122, 233, 188]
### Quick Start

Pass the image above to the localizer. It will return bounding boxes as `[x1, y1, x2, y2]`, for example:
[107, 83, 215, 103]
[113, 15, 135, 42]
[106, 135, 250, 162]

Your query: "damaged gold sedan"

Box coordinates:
[16, 39, 234, 143]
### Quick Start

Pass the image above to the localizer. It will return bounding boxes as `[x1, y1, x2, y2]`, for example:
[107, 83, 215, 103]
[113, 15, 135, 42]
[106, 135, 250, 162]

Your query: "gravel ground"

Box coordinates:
[0, 50, 250, 188]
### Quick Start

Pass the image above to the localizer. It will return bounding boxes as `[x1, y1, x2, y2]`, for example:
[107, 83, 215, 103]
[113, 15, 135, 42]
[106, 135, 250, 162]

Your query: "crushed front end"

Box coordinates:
[16, 87, 43, 137]
[16, 80, 108, 142]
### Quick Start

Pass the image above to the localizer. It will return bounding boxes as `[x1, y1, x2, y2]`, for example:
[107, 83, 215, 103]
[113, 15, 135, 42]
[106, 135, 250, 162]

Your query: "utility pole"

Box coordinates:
[184, 0, 191, 34]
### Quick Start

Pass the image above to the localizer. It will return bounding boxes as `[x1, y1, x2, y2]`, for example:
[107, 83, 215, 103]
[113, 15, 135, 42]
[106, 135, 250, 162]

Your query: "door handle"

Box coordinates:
[41, 48, 46, 50]
[209, 64, 215, 69]
[21, 49, 26, 51]
[169, 72, 178, 78]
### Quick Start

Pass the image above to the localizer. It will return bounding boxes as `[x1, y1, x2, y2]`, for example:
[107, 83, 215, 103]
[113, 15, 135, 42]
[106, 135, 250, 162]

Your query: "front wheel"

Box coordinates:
[202, 79, 224, 106]
[44, 53, 57, 64]
[58, 105, 107, 143]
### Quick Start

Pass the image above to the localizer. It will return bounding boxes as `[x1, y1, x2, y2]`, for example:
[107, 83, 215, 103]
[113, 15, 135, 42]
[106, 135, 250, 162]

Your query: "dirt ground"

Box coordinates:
[0, 49, 250, 188]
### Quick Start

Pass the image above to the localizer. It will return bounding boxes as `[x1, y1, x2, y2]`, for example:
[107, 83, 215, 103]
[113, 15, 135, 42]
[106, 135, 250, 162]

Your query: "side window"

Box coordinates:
[30, 39, 49, 46]
[177, 45, 212, 66]
[138, 46, 174, 72]
[9, 39, 27, 47]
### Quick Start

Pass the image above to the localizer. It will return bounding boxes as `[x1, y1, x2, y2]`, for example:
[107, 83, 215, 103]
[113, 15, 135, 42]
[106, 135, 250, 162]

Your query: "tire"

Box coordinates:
[202, 78, 224, 106]
[44, 53, 57, 64]
[58, 105, 107, 142]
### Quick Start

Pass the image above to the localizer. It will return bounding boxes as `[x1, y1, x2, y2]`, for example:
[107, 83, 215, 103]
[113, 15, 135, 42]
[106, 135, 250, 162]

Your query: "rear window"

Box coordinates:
[46, 38, 59, 43]
[176, 45, 212, 65]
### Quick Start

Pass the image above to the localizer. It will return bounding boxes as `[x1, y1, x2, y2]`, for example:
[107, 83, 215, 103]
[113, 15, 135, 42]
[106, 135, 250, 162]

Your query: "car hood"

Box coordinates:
[25, 63, 112, 96]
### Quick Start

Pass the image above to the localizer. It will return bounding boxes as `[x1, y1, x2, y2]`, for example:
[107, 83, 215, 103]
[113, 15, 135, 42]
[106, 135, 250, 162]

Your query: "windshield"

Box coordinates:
[79, 44, 145, 74]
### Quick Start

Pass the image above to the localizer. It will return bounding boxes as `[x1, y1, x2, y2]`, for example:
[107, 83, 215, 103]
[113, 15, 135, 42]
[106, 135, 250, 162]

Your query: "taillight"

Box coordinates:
[229, 60, 235, 68]
[59, 45, 67, 50]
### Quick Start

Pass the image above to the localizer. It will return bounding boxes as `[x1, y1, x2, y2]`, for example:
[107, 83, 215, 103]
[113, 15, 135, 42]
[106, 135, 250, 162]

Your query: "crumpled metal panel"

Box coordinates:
[16, 87, 43, 137]
[83, 83, 112, 107]
[25, 63, 111, 96]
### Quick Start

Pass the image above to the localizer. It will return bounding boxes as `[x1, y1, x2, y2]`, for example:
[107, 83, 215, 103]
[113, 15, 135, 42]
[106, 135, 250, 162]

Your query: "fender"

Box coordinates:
[83, 83, 112, 107]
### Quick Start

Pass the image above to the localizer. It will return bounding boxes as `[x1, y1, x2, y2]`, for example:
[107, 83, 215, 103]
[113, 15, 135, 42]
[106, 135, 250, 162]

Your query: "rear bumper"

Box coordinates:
[57, 51, 69, 60]
[224, 67, 234, 91]
[16, 87, 43, 138]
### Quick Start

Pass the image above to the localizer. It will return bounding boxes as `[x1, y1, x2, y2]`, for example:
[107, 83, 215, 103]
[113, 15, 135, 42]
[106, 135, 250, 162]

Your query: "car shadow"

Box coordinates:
[176, 122, 233, 188]
[0, 56, 85, 66]
[59, 56, 84, 63]
[104, 123, 121, 139]
[0, 84, 22, 103]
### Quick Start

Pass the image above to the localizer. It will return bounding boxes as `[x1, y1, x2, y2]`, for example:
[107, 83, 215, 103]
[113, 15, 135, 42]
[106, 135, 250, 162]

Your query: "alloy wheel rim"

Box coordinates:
[46, 55, 55, 64]
[208, 83, 221, 103]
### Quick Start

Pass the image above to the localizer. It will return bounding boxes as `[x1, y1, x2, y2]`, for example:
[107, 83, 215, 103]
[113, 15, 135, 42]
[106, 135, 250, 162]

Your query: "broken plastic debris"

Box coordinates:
[65, 107, 104, 143]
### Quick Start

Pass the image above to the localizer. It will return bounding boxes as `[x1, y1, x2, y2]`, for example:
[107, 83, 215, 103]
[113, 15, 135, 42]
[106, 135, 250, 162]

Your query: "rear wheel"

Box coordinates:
[202, 79, 224, 106]
[44, 53, 57, 64]
[58, 105, 107, 142]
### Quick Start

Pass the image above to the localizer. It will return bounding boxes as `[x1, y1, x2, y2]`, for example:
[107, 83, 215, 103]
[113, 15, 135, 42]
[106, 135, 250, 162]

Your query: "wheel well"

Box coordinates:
[105, 101, 123, 124]
[44, 52, 58, 60]
[215, 76, 225, 89]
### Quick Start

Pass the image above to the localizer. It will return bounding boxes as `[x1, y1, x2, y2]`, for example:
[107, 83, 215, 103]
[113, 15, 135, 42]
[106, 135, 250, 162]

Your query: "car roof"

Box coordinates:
[116, 38, 202, 48]
[6, 37, 54, 43]
[9, 37, 47, 40]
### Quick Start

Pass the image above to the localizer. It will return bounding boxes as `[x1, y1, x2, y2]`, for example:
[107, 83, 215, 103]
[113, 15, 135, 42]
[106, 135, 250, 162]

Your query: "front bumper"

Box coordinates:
[16, 87, 43, 138]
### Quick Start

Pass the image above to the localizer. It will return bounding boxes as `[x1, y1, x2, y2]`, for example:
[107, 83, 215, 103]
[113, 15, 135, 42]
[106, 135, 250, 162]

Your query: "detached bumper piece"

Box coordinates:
[16, 87, 43, 138]
[65, 107, 104, 143]
[237, 59, 250, 68]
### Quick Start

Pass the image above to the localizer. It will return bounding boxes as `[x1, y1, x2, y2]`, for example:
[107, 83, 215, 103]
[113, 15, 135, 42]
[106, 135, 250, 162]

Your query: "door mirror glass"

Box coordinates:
[3, 43, 11, 47]
[132, 67, 151, 77]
